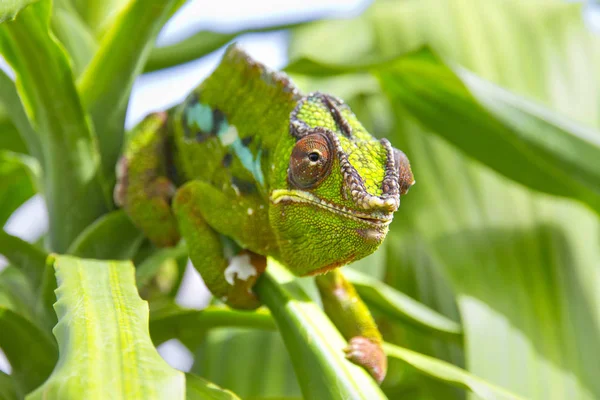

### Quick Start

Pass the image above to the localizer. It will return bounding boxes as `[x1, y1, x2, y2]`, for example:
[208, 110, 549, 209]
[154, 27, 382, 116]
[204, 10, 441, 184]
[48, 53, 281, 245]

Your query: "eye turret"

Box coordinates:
[288, 133, 333, 189]
[393, 148, 415, 195]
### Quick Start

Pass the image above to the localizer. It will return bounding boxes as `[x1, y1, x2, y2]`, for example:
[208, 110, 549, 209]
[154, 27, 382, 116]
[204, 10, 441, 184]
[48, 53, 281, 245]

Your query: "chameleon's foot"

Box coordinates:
[223, 250, 266, 309]
[344, 336, 387, 384]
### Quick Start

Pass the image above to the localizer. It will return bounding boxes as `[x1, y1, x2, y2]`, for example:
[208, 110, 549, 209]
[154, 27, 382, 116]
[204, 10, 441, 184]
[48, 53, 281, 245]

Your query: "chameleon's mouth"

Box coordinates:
[270, 189, 393, 227]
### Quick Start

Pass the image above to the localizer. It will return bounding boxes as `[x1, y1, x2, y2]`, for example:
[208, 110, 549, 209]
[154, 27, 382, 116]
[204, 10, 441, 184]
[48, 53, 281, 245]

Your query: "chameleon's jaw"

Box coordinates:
[270, 189, 393, 227]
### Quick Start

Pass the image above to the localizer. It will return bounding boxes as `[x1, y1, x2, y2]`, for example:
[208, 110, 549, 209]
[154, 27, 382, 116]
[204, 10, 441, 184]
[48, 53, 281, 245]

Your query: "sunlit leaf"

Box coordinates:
[256, 260, 386, 400]
[0, 306, 57, 397]
[185, 373, 241, 400]
[145, 20, 314, 73]
[0, 1, 109, 252]
[28, 255, 185, 399]
[136, 242, 187, 290]
[0, 230, 46, 289]
[78, 0, 181, 178]
[192, 329, 301, 399]
[149, 300, 275, 348]
[384, 343, 524, 400]
[343, 268, 462, 339]
[0, 0, 37, 23]
[50, 1, 98, 76]
[67, 210, 143, 260]
[0, 151, 39, 228]
[0, 69, 42, 161]
[375, 48, 600, 214]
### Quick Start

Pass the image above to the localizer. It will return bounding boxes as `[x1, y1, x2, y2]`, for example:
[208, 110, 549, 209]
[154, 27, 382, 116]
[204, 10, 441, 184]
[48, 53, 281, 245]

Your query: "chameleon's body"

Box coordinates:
[115, 45, 414, 383]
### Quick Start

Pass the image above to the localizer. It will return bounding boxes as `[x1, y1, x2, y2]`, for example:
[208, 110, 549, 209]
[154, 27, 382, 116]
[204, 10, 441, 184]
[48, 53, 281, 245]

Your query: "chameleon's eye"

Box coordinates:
[289, 133, 333, 189]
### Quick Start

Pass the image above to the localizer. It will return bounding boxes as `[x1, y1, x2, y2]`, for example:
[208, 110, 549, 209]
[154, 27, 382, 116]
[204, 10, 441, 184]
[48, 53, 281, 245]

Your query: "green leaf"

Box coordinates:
[50, 1, 98, 76]
[0, 371, 18, 400]
[136, 242, 187, 290]
[0, 118, 26, 154]
[28, 255, 185, 399]
[0, 306, 57, 397]
[0, 1, 109, 252]
[145, 21, 314, 73]
[192, 329, 301, 399]
[374, 48, 600, 214]
[255, 260, 386, 400]
[379, 231, 464, 400]
[71, 0, 129, 36]
[0, 230, 47, 289]
[0, 0, 37, 23]
[0, 151, 39, 228]
[384, 343, 524, 400]
[185, 373, 241, 400]
[78, 0, 180, 179]
[149, 301, 275, 348]
[0, 69, 42, 161]
[343, 268, 462, 339]
[67, 210, 143, 260]
[0, 266, 35, 318]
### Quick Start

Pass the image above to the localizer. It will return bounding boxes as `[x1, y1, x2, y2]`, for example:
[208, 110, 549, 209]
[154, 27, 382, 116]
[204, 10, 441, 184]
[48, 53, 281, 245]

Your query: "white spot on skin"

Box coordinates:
[220, 125, 238, 146]
[259, 205, 264, 209]
[224, 254, 257, 285]
[247, 208, 254, 215]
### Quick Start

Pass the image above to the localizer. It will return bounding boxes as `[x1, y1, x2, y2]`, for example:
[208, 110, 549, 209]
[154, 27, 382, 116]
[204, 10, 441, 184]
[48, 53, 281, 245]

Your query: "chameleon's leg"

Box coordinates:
[173, 181, 265, 309]
[315, 269, 387, 384]
[114, 112, 180, 247]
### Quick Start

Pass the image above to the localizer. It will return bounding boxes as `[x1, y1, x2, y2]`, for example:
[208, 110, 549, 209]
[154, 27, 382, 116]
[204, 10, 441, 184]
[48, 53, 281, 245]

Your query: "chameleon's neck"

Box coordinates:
[193, 45, 302, 152]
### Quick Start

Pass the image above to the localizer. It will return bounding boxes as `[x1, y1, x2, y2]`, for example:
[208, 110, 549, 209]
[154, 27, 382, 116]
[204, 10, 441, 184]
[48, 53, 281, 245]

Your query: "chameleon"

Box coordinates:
[115, 44, 414, 383]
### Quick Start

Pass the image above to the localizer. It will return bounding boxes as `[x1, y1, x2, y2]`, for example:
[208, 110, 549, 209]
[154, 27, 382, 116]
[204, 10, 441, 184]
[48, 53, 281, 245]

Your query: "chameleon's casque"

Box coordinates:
[115, 44, 414, 383]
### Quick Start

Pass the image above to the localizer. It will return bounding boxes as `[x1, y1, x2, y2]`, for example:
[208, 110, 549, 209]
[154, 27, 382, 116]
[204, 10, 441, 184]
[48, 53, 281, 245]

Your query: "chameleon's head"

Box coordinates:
[270, 92, 414, 275]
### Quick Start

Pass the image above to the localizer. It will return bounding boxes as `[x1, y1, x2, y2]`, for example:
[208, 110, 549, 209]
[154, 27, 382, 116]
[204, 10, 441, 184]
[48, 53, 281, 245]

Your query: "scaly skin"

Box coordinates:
[115, 44, 414, 383]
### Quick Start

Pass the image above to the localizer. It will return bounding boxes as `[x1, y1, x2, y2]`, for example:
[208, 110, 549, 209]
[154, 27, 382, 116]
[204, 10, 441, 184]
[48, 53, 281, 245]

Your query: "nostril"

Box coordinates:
[383, 197, 398, 212]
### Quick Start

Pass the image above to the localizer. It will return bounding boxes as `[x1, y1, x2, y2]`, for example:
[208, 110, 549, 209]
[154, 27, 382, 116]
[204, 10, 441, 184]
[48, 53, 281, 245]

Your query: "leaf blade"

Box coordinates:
[384, 342, 524, 400]
[0, 1, 109, 252]
[67, 210, 143, 260]
[0, 151, 39, 228]
[28, 255, 186, 399]
[343, 268, 462, 339]
[0, 306, 57, 396]
[77, 0, 181, 178]
[255, 260, 386, 400]
[0, 0, 37, 23]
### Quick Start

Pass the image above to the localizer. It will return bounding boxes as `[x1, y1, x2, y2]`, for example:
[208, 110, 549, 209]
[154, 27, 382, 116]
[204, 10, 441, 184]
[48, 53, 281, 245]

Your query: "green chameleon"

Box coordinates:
[115, 45, 414, 383]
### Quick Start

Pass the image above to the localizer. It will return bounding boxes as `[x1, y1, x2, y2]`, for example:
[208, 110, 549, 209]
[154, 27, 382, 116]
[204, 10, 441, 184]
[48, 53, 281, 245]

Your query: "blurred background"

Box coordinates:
[3, 0, 600, 399]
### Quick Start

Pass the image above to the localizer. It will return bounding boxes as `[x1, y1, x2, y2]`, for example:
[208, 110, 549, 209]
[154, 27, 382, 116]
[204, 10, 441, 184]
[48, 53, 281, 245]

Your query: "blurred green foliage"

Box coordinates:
[1, 0, 599, 399]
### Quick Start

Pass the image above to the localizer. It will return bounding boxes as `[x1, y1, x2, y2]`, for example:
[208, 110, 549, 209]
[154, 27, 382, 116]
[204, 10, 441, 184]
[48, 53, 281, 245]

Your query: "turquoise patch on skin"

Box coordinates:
[218, 125, 265, 187]
[186, 103, 214, 132]
[186, 101, 265, 187]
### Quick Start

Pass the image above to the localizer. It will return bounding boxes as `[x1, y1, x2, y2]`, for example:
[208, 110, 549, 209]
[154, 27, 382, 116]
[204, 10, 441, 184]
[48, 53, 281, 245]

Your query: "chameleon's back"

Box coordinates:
[169, 46, 301, 203]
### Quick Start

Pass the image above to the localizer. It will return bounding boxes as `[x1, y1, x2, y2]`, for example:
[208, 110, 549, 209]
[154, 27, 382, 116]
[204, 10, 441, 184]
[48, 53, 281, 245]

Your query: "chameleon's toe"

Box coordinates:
[222, 250, 266, 310]
[344, 336, 387, 384]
